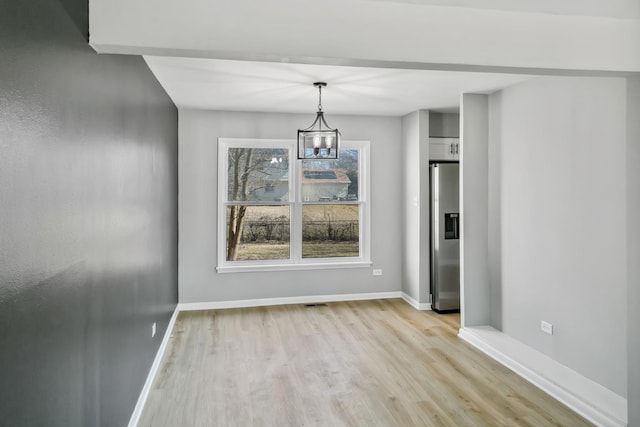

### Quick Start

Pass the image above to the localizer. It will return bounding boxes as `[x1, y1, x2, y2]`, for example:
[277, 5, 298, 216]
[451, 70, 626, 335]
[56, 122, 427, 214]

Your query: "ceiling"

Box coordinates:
[144, 56, 534, 117]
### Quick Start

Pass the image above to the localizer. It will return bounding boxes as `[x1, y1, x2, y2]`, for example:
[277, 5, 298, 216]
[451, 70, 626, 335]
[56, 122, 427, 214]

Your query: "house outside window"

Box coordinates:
[217, 138, 370, 272]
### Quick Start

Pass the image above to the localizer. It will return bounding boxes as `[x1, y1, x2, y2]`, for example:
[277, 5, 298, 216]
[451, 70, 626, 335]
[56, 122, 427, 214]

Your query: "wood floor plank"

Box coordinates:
[138, 299, 593, 427]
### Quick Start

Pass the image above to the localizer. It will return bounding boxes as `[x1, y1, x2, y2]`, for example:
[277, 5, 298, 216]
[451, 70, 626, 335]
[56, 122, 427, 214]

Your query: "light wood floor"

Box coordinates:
[139, 299, 592, 426]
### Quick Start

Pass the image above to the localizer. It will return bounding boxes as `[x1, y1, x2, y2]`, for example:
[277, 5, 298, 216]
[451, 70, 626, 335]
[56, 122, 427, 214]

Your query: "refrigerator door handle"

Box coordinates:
[453, 215, 459, 239]
[431, 164, 440, 306]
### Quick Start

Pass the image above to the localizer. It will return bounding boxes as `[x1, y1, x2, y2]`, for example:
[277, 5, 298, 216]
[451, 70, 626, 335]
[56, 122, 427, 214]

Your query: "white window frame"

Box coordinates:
[217, 138, 371, 273]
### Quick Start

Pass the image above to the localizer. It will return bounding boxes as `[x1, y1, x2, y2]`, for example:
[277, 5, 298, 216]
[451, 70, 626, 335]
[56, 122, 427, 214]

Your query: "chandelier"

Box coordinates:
[297, 82, 340, 160]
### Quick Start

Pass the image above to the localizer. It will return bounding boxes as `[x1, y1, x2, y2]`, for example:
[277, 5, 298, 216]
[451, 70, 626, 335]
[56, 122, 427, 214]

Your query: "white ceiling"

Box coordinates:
[145, 56, 533, 116]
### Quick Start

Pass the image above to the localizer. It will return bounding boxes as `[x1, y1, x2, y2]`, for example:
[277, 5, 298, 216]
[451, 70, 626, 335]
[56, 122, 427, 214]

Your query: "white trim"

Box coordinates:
[458, 326, 627, 427]
[401, 292, 432, 311]
[216, 261, 372, 273]
[128, 308, 180, 427]
[178, 291, 402, 311]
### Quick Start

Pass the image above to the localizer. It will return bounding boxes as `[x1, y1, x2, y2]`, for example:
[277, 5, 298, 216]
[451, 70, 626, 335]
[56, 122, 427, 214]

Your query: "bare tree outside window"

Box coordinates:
[226, 148, 289, 261]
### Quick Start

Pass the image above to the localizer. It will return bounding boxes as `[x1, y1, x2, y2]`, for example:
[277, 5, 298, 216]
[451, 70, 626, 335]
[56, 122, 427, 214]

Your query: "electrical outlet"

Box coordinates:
[373, 269, 383, 276]
[541, 320, 553, 335]
[152, 322, 157, 338]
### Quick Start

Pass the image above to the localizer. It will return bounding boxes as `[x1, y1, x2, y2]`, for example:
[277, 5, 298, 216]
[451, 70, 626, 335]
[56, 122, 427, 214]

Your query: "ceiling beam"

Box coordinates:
[90, 0, 640, 74]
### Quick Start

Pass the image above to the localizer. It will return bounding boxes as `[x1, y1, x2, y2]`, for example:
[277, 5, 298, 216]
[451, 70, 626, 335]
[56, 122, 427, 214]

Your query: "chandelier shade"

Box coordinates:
[297, 82, 340, 160]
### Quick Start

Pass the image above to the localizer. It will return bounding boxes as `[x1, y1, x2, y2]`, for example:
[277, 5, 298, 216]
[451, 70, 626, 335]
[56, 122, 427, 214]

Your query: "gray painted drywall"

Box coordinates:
[178, 110, 401, 303]
[488, 76, 627, 397]
[0, 0, 178, 425]
[429, 112, 460, 138]
[487, 92, 503, 329]
[627, 75, 640, 426]
[400, 111, 430, 304]
[460, 94, 491, 327]
[401, 112, 421, 301]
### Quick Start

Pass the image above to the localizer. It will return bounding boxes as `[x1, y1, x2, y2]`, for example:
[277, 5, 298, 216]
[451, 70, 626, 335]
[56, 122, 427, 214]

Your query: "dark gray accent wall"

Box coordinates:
[0, 0, 178, 425]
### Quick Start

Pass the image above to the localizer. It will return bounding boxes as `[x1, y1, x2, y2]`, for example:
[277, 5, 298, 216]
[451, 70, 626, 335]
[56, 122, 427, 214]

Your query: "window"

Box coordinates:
[217, 138, 370, 272]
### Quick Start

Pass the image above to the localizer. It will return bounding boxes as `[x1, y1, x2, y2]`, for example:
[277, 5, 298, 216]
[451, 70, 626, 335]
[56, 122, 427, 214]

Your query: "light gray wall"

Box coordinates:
[0, 0, 178, 425]
[488, 76, 627, 397]
[460, 94, 491, 327]
[627, 75, 640, 426]
[487, 93, 503, 329]
[401, 112, 421, 300]
[400, 111, 430, 304]
[179, 110, 402, 303]
[429, 112, 460, 138]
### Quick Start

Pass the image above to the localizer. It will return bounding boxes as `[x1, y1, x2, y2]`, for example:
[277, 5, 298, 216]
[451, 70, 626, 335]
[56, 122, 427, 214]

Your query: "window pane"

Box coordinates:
[226, 205, 290, 261]
[228, 148, 289, 202]
[301, 149, 358, 201]
[302, 205, 359, 258]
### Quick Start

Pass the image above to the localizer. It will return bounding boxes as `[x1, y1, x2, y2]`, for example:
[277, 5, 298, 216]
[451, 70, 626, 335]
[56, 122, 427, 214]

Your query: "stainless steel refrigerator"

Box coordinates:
[430, 162, 460, 313]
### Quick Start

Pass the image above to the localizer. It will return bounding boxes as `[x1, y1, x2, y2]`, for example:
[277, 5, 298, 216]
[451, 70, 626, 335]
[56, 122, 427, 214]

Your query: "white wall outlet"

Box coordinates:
[152, 322, 157, 338]
[373, 269, 383, 276]
[541, 320, 553, 335]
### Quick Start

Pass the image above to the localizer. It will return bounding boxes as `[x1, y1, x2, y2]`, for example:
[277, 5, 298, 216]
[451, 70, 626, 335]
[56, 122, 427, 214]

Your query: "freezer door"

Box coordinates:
[430, 163, 460, 312]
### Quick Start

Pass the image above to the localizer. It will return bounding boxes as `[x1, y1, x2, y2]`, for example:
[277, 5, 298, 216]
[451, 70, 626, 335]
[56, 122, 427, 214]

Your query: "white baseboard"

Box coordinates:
[458, 326, 627, 427]
[128, 308, 180, 427]
[401, 292, 432, 311]
[178, 291, 403, 311]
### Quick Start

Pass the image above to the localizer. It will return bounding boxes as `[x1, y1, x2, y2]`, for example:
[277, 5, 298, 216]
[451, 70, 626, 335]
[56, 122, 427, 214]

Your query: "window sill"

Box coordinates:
[216, 261, 372, 274]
